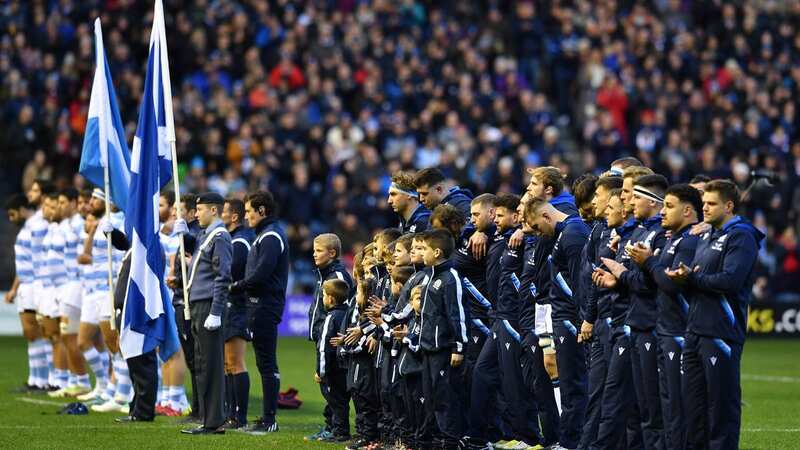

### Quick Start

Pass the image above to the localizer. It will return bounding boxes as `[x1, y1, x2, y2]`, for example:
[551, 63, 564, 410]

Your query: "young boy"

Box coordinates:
[395, 285, 425, 450]
[315, 279, 352, 443]
[343, 253, 381, 450]
[418, 229, 469, 449]
[308, 233, 354, 441]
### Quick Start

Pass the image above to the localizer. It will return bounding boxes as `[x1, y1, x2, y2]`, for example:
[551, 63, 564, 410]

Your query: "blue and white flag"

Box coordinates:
[79, 19, 131, 212]
[120, 0, 179, 360]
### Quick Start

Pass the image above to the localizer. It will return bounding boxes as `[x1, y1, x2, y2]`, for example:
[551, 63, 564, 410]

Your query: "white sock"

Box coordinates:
[43, 341, 54, 386]
[553, 386, 562, 415]
[169, 385, 188, 410]
[112, 353, 132, 403]
[77, 374, 91, 388]
[31, 340, 49, 387]
[68, 372, 77, 388]
[82, 347, 109, 388]
[26, 341, 36, 386]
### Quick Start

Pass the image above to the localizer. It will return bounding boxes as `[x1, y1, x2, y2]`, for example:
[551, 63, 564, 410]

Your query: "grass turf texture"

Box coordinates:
[0, 337, 796, 449]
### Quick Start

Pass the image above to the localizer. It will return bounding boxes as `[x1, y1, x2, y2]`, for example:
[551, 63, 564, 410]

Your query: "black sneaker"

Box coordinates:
[242, 418, 278, 435]
[221, 418, 243, 430]
[346, 438, 377, 450]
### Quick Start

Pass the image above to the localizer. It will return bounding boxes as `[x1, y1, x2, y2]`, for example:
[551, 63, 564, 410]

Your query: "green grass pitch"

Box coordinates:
[0, 336, 796, 449]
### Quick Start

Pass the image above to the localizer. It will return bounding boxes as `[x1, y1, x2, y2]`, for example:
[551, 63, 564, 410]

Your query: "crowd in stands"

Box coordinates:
[1, 0, 798, 299]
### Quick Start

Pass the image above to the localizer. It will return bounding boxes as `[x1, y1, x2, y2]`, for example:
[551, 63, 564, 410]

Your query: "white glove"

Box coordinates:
[99, 217, 114, 234]
[204, 313, 221, 331]
[173, 219, 188, 236]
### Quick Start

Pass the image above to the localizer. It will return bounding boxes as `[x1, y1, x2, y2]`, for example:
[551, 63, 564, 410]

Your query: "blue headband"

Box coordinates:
[389, 182, 418, 198]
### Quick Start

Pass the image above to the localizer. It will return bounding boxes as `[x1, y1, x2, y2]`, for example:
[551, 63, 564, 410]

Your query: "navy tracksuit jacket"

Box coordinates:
[441, 186, 474, 219]
[682, 216, 762, 450]
[419, 260, 470, 447]
[470, 229, 544, 444]
[399, 204, 431, 234]
[547, 214, 590, 450]
[616, 215, 668, 450]
[591, 216, 642, 450]
[640, 223, 698, 450]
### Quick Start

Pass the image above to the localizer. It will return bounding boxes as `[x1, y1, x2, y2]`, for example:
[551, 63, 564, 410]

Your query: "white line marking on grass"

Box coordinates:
[743, 429, 800, 432]
[742, 374, 800, 383]
[16, 397, 67, 406]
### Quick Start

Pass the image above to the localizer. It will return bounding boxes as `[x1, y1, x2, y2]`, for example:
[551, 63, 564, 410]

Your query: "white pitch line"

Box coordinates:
[743, 428, 800, 432]
[742, 374, 800, 383]
[16, 397, 68, 406]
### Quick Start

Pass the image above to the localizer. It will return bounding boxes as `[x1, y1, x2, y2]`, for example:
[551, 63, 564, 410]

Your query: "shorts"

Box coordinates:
[96, 290, 113, 321]
[60, 304, 81, 334]
[57, 281, 83, 312]
[80, 291, 102, 325]
[224, 301, 251, 342]
[38, 286, 60, 319]
[15, 282, 37, 313]
[534, 303, 554, 336]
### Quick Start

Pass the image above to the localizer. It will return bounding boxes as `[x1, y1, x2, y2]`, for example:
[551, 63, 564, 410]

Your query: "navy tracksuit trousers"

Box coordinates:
[658, 335, 686, 450]
[683, 332, 743, 450]
[630, 329, 665, 450]
[552, 319, 588, 449]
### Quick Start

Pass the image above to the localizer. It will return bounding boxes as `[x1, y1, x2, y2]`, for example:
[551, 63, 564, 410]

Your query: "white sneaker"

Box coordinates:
[48, 388, 70, 398]
[508, 441, 535, 450]
[77, 386, 103, 402]
[91, 399, 125, 413]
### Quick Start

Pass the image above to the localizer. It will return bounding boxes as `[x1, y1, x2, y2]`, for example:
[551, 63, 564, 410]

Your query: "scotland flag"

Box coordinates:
[120, 0, 179, 360]
[79, 19, 131, 212]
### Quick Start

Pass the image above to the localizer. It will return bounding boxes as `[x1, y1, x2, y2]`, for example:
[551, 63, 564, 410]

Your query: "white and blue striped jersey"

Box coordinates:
[29, 210, 49, 284]
[89, 212, 126, 293]
[14, 216, 35, 284]
[43, 222, 67, 288]
[69, 214, 85, 283]
[160, 228, 179, 301]
[60, 218, 80, 282]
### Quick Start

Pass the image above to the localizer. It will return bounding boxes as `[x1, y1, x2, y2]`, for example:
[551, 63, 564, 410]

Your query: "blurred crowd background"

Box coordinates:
[1, 0, 798, 301]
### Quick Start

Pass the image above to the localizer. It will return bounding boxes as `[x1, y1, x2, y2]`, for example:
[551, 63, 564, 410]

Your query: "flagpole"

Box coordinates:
[103, 162, 116, 330]
[153, 0, 190, 320]
[171, 144, 191, 321]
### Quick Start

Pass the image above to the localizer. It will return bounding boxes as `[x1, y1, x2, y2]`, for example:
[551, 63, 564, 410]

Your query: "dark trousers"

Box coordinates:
[126, 350, 158, 420]
[658, 335, 686, 450]
[248, 306, 280, 424]
[464, 318, 490, 405]
[471, 321, 542, 444]
[421, 349, 467, 449]
[401, 373, 423, 446]
[581, 318, 613, 449]
[683, 332, 743, 450]
[552, 319, 588, 449]
[592, 331, 635, 450]
[387, 359, 408, 442]
[321, 368, 351, 438]
[630, 329, 665, 450]
[190, 300, 225, 429]
[521, 332, 560, 447]
[351, 359, 380, 441]
[175, 303, 199, 415]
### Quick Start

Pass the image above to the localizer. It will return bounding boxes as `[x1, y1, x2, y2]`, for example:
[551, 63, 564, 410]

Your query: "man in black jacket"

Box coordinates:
[628, 183, 702, 450]
[230, 190, 289, 434]
[175, 192, 232, 435]
[525, 197, 590, 450]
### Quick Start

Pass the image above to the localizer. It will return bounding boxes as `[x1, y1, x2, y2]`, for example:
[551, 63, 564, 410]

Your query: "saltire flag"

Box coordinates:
[120, 0, 180, 360]
[79, 18, 131, 212]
